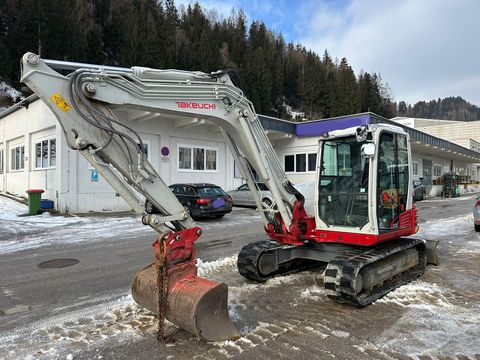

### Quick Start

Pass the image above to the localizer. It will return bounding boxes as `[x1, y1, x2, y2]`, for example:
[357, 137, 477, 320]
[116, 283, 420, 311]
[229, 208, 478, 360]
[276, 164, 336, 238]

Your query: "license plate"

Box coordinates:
[212, 198, 225, 208]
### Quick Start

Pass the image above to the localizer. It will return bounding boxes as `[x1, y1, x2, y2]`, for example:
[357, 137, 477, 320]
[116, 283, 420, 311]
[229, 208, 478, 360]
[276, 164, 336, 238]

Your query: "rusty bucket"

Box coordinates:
[131, 263, 240, 341]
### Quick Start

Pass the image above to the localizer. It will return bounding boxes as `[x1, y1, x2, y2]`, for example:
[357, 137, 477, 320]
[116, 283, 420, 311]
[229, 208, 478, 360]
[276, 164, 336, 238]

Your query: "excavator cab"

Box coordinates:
[316, 125, 416, 242]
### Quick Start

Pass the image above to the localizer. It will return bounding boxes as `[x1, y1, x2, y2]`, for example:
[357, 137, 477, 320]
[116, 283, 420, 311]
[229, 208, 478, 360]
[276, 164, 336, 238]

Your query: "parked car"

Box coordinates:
[227, 181, 315, 214]
[413, 180, 426, 201]
[473, 196, 480, 232]
[227, 182, 273, 207]
[145, 183, 232, 219]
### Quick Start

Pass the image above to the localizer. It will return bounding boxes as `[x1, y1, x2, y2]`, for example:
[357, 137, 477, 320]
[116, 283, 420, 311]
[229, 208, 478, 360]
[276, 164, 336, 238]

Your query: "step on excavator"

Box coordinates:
[20, 53, 439, 341]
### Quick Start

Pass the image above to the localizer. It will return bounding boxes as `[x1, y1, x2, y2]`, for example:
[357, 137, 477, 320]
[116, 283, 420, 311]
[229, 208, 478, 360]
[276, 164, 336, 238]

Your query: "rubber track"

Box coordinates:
[237, 240, 317, 282]
[323, 238, 427, 306]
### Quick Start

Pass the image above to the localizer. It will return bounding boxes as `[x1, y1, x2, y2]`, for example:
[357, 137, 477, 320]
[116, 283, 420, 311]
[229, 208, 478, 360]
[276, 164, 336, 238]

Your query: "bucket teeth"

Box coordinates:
[131, 263, 240, 341]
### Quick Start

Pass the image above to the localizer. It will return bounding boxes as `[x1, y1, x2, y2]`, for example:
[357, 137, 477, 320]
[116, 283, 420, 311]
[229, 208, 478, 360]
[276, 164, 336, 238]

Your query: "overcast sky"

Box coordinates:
[177, 0, 480, 106]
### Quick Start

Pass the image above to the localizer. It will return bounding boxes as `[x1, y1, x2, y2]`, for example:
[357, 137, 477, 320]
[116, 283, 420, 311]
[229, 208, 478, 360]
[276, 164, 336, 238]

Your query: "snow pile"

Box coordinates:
[0, 81, 23, 102]
[422, 194, 477, 203]
[459, 185, 480, 194]
[0, 293, 158, 360]
[375, 280, 480, 355]
[0, 196, 89, 242]
[376, 298, 480, 355]
[0, 196, 149, 254]
[416, 212, 473, 240]
[304, 325, 330, 339]
[300, 285, 325, 301]
[376, 281, 453, 309]
[197, 256, 237, 277]
[331, 330, 350, 338]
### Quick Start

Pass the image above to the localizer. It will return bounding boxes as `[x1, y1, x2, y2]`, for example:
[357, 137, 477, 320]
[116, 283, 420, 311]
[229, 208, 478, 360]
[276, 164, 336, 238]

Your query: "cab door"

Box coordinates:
[376, 131, 410, 232]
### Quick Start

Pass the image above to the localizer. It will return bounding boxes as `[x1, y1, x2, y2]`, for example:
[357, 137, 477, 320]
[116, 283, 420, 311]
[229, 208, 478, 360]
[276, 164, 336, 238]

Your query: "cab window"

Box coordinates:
[377, 133, 409, 231]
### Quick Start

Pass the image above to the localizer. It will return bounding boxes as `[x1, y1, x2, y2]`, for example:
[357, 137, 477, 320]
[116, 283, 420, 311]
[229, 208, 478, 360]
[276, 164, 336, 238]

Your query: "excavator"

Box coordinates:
[20, 53, 438, 342]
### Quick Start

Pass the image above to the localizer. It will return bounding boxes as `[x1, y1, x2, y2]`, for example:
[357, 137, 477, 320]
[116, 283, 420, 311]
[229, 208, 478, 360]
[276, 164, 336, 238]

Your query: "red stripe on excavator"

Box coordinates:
[266, 205, 417, 247]
[302, 227, 415, 246]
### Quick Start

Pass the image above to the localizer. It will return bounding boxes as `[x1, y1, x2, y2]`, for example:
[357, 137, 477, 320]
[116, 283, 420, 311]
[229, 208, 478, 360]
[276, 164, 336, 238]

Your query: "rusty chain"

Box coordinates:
[155, 238, 171, 343]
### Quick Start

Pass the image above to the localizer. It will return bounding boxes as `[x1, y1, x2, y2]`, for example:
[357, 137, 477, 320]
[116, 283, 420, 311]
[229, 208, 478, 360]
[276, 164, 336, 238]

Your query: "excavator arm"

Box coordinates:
[20, 53, 306, 341]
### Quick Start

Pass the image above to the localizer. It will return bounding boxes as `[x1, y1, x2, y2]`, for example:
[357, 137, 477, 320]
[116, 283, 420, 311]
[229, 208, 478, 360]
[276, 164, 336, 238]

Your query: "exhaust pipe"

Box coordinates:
[131, 263, 240, 341]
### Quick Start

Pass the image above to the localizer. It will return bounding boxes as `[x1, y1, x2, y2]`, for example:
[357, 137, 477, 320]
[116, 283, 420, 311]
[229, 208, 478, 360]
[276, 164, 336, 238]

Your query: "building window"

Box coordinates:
[412, 162, 418, 176]
[11, 145, 25, 171]
[35, 139, 56, 169]
[179, 147, 192, 169]
[206, 149, 216, 170]
[308, 153, 317, 171]
[285, 152, 317, 173]
[178, 145, 217, 172]
[433, 164, 442, 177]
[296, 154, 306, 172]
[0, 149, 4, 174]
[193, 148, 205, 170]
[285, 155, 294, 172]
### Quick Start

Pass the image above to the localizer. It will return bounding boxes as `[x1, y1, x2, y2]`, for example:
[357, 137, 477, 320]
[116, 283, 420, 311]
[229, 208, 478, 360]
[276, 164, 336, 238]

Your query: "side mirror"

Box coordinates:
[361, 143, 376, 158]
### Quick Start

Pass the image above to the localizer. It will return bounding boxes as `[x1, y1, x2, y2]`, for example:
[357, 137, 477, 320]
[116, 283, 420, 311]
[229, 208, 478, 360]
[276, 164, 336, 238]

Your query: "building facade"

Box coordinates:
[1, 99, 479, 213]
[392, 117, 480, 181]
[0, 97, 241, 213]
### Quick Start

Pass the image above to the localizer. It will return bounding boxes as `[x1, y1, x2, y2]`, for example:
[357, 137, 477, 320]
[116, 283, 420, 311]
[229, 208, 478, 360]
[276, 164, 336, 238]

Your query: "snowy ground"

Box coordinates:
[0, 196, 260, 255]
[0, 196, 479, 359]
[0, 196, 145, 254]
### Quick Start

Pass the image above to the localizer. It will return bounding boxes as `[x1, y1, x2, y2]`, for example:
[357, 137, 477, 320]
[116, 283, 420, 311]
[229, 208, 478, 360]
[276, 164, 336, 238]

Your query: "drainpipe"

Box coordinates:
[2, 117, 6, 193]
[26, 111, 31, 193]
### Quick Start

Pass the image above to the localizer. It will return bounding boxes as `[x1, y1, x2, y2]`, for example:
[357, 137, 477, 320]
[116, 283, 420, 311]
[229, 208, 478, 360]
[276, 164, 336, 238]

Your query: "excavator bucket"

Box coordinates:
[131, 263, 240, 341]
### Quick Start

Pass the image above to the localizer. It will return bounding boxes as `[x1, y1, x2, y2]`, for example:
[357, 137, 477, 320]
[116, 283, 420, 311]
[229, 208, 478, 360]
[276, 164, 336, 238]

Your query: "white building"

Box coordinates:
[1, 98, 479, 213]
[0, 96, 242, 213]
[392, 117, 480, 181]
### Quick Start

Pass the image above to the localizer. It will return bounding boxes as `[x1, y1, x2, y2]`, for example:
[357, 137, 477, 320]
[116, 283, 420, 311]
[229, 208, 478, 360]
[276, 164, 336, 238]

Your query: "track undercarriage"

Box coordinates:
[237, 238, 431, 306]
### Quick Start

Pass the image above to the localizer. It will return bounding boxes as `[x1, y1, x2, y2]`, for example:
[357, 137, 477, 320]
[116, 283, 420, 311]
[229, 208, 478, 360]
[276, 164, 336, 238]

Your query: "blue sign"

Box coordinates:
[91, 170, 99, 182]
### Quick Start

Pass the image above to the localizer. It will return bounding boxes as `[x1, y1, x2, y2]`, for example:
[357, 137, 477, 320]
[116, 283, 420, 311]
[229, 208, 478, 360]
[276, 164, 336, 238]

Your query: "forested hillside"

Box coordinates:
[0, 0, 397, 118]
[397, 97, 480, 121]
[0, 0, 478, 121]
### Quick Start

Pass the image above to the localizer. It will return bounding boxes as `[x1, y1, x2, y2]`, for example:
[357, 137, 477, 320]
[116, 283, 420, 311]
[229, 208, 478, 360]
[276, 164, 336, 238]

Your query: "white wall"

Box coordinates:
[0, 101, 236, 213]
[0, 100, 60, 201]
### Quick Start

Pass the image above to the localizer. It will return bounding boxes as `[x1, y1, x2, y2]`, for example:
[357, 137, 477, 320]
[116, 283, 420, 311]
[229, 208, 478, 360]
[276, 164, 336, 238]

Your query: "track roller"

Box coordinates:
[237, 240, 319, 282]
[324, 238, 427, 306]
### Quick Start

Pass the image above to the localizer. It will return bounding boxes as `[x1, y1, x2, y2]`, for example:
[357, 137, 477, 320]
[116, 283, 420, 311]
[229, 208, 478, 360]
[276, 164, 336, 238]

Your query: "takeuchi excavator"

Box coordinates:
[20, 53, 438, 341]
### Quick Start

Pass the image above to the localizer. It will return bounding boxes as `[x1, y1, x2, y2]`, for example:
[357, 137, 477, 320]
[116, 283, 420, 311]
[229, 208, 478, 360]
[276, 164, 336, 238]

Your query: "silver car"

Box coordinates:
[474, 196, 480, 232]
[227, 182, 274, 207]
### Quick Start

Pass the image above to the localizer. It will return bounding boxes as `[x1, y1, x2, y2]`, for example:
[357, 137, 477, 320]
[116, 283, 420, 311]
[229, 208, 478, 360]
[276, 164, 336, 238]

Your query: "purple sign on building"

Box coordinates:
[296, 114, 372, 137]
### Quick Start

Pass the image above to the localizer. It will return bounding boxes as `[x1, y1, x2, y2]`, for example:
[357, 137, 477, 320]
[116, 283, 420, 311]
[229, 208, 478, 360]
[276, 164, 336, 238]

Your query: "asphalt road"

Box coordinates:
[1, 196, 479, 360]
[0, 207, 264, 330]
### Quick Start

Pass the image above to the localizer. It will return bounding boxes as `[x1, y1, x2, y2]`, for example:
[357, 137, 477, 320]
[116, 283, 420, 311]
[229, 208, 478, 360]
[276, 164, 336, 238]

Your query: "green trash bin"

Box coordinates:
[26, 189, 45, 215]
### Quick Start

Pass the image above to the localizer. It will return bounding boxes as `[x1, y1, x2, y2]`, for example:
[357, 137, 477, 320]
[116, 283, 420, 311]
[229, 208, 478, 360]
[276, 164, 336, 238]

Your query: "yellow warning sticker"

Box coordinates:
[50, 93, 71, 112]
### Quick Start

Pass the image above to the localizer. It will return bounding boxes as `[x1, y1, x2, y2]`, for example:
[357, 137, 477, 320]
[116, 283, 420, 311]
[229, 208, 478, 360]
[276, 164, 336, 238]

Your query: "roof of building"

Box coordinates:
[0, 94, 39, 119]
[259, 112, 480, 162]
